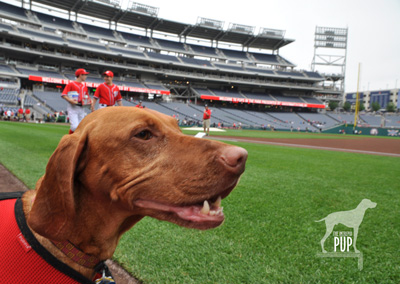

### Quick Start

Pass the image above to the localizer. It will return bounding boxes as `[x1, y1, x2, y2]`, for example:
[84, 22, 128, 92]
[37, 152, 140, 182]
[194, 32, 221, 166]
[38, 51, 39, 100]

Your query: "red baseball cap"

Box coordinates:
[75, 68, 89, 77]
[102, 70, 114, 78]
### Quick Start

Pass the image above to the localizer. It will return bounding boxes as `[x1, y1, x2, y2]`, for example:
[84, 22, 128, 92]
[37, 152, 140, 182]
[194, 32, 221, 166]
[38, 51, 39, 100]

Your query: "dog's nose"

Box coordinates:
[219, 146, 248, 175]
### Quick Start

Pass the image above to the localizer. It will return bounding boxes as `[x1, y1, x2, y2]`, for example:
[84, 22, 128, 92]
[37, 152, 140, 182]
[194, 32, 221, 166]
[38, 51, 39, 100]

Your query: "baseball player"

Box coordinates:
[91, 70, 123, 111]
[135, 100, 144, 108]
[61, 68, 89, 134]
[203, 104, 212, 136]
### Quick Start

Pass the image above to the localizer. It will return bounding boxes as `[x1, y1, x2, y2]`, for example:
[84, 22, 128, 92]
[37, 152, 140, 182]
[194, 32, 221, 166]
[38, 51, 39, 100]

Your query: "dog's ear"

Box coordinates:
[28, 132, 87, 241]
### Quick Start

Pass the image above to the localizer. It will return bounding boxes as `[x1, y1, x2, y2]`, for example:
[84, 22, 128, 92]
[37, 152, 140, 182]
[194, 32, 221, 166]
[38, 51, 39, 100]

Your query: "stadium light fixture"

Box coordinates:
[89, 0, 121, 8]
[197, 17, 224, 30]
[228, 23, 255, 35]
[258, 28, 285, 38]
[127, 1, 159, 17]
[314, 27, 348, 49]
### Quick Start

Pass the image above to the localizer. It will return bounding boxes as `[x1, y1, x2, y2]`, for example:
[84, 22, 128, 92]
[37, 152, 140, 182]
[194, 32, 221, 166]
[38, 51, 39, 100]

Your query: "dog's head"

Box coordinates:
[360, 199, 377, 209]
[28, 107, 247, 240]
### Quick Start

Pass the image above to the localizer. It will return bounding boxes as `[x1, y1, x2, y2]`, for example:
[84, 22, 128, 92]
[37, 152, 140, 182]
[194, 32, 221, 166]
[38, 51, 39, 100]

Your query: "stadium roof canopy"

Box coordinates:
[32, 0, 122, 20]
[27, 0, 294, 50]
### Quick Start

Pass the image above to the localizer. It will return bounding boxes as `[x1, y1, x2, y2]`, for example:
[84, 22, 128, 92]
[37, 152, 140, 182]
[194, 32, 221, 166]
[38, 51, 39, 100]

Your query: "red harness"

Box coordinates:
[0, 196, 102, 283]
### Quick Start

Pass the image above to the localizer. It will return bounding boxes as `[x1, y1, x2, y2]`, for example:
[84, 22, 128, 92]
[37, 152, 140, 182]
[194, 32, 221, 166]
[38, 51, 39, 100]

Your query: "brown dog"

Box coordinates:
[17, 107, 247, 281]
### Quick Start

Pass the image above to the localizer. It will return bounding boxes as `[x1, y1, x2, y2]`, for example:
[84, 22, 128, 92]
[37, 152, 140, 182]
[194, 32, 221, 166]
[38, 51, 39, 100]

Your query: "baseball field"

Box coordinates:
[0, 121, 399, 283]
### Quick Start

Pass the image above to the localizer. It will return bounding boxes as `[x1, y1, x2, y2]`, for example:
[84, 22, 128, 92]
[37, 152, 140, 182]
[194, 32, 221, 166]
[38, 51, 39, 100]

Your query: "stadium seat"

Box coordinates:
[155, 39, 187, 52]
[0, 89, 18, 104]
[0, 2, 28, 20]
[35, 12, 77, 32]
[297, 113, 339, 129]
[33, 91, 66, 112]
[359, 114, 382, 126]
[219, 49, 251, 61]
[17, 27, 65, 44]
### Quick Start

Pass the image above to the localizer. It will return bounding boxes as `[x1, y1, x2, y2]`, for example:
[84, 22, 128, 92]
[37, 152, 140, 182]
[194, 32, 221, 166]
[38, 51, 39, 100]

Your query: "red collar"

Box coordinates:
[51, 240, 100, 269]
[34, 192, 100, 270]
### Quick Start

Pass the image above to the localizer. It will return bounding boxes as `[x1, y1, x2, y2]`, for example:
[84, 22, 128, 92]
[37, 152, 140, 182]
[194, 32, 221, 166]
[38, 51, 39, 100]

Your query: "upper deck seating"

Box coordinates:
[67, 39, 108, 51]
[146, 52, 180, 63]
[17, 68, 65, 79]
[250, 53, 280, 64]
[188, 44, 219, 57]
[120, 32, 153, 47]
[211, 89, 245, 98]
[35, 12, 76, 32]
[219, 48, 250, 61]
[241, 92, 276, 100]
[80, 23, 116, 40]
[17, 27, 65, 43]
[0, 2, 28, 20]
[155, 39, 186, 52]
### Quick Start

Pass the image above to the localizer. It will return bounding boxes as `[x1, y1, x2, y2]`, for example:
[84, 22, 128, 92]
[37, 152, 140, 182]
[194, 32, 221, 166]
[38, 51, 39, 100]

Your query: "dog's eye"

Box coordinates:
[135, 130, 153, 140]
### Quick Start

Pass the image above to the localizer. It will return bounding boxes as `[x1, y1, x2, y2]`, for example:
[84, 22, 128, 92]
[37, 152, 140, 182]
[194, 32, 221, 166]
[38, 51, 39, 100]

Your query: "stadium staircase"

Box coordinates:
[242, 110, 290, 129]
[23, 92, 52, 116]
[155, 102, 193, 119]
[187, 104, 231, 126]
[295, 113, 319, 130]
[299, 97, 308, 103]
[325, 113, 341, 123]
[213, 108, 253, 127]
[221, 108, 261, 126]
[264, 112, 289, 124]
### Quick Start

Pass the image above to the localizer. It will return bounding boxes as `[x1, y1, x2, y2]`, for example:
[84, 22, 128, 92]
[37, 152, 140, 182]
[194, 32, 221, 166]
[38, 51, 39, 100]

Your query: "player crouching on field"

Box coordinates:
[91, 70, 123, 112]
[61, 68, 89, 134]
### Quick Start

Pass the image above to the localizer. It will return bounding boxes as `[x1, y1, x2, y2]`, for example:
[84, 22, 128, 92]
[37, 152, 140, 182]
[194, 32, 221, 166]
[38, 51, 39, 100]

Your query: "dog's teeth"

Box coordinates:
[200, 200, 210, 215]
[213, 196, 222, 208]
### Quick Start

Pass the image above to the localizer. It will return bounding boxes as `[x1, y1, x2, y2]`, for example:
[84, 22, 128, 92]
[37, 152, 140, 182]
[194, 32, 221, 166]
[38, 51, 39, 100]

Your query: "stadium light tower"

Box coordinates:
[311, 26, 348, 104]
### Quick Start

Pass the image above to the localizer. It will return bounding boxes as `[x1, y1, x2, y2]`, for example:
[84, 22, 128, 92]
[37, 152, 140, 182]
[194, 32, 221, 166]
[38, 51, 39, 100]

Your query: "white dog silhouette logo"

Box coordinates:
[316, 199, 377, 253]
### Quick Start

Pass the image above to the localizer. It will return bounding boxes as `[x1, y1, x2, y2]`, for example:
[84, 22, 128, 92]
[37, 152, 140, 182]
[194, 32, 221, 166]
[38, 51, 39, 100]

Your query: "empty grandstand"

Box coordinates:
[0, 0, 398, 132]
[0, 0, 326, 106]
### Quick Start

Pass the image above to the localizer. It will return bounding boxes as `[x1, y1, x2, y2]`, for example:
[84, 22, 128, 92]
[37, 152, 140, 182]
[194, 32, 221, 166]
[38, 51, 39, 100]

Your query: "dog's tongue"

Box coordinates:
[134, 197, 224, 222]
[175, 200, 224, 222]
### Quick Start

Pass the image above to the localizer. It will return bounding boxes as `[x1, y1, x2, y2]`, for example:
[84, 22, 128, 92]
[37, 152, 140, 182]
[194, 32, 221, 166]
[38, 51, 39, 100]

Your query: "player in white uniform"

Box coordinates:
[61, 68, 89, 134]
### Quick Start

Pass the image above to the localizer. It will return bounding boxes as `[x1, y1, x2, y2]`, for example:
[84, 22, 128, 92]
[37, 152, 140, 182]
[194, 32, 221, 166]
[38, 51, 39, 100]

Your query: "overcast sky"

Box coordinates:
[120, 0, 400, 93]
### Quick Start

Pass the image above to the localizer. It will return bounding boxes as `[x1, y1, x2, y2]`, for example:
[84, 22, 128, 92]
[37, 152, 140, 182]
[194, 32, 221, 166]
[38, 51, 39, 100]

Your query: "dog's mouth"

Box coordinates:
[133, 194, 229, 230]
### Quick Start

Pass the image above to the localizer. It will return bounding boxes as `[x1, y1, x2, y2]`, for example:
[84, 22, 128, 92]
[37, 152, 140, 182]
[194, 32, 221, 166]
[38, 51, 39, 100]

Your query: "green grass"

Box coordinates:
[0, 121, 399, 283]
[0, 121, 68, 188]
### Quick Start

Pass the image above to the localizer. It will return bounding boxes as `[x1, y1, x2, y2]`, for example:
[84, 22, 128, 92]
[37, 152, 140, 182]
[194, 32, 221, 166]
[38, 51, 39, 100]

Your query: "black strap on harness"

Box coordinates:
[0, 191, 24, 201]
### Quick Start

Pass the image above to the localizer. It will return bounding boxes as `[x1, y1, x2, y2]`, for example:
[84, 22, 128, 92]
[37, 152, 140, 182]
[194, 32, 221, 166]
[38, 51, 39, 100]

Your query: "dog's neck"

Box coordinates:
[22, 190, 142, 279]
[355, 203, 369, 214]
